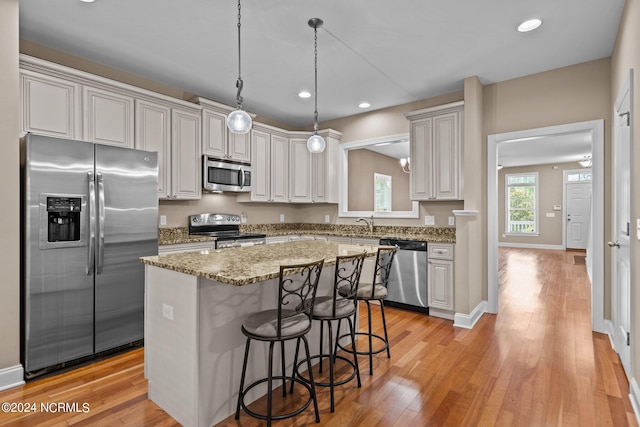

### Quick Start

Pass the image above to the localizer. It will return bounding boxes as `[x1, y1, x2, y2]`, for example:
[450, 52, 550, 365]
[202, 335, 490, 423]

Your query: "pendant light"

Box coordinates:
[226, 0, 252, 134]
[307, 18, 326, 153]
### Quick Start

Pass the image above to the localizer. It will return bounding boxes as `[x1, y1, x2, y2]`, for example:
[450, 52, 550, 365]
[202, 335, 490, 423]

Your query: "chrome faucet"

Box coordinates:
[356, 215, 374, 234]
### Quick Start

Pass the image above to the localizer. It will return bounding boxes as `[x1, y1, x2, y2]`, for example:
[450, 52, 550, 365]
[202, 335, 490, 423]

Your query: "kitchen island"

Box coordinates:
[140, 240, 384, 427]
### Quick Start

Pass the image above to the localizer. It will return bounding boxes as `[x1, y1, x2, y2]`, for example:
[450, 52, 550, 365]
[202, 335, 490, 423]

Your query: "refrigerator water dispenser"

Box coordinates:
[46, 196, 81, 242]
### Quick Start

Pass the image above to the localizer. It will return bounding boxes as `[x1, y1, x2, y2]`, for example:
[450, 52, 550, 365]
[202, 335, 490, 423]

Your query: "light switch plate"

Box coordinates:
[160, 215, 167, 225]
[546, 212, 556, 217]
[325, 215, 330, 223]
[280, 214, 285, 223]
[424, 215, 435, 226]
[448, 216, 455, 226]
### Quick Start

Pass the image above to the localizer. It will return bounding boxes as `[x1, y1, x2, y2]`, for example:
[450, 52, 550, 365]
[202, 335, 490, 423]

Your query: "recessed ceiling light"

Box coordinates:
[81, 0, 95, 2]
[517, 18, 543, 33]
[359, 102, 371, 109]
[298, 91, 311, 99]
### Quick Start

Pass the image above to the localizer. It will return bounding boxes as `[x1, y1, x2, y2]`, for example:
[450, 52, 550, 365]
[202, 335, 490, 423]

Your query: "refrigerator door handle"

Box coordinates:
[87, 172, 96, 275]
[97, 172, 105, 274]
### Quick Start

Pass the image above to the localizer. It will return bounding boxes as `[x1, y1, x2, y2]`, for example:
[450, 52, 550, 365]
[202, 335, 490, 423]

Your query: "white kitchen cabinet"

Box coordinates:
[428, 243, 454, 312]
[351, 237, 379, 245]
[83, 85, 135, 148]
[202, 108, 251, 162]
[20, 70, 82, 139]
[170, 108, 202, 200]
[406, 102, 463, 200]
[266, 236, 290, 244]
[288, 131, 340, 203]
[135, 99, 171, 198]
[243, 128, 289, 203]
[289, 139, 312, 202]
[326, 236, 352, 243]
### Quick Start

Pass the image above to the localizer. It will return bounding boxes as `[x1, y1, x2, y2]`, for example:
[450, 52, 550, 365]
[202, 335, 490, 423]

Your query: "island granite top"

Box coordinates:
[141, 240, 387, 286]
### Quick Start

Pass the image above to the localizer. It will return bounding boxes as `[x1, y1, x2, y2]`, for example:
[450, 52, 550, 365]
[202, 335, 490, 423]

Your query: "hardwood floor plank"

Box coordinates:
[0, 247, 637, 426]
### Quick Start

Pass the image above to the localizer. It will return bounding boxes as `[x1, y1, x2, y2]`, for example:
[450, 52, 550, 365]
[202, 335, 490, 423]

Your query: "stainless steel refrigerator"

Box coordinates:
[21, 133, 158, 378]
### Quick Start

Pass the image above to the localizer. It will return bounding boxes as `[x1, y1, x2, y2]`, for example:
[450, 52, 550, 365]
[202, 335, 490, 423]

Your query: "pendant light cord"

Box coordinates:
[235, 0, 244, 109]
[313, 23, 319, 134]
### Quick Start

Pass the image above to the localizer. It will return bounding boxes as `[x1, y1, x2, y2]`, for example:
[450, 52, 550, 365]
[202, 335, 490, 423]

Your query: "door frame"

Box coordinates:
[563, 169, 592, 250]
[487, 120, 605, 333]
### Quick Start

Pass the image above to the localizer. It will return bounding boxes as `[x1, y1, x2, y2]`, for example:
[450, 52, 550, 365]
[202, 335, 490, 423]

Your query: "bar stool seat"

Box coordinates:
[235, 259, 324, 427]
[337, 246, 397, 375]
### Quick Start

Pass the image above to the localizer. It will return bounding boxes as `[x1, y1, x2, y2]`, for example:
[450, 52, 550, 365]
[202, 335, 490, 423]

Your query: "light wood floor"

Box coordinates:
[1, 248, 637, 426]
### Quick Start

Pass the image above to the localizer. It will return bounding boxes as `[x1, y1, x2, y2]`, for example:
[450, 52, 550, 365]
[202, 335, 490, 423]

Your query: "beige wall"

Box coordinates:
[0, 0, 20, 371]
[611, 0, 640, 396]
[348, 149, 411, 211]
[498, 162, 588, 246]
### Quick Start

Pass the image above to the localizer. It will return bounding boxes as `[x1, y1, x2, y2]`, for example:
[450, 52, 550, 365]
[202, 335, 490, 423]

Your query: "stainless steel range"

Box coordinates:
[188, 213, 266, 249]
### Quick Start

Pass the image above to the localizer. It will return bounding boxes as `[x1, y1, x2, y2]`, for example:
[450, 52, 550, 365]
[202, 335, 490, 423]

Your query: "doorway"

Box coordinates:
[487, 120, 605, 333]
[564, 169, 592, 251]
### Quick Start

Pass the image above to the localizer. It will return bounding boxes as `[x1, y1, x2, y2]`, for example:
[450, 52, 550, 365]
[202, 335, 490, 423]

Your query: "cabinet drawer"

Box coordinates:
[428, 243, 454, 260]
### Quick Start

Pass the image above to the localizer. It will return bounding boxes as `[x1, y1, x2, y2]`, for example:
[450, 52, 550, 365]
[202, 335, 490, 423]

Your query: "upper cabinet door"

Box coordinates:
[270, 135, 289, 203]
[20, 71, 82, 139]
[227, 132, 251, 163]
[135, 99, 171, 198]
[410, 117, 434, 200]
[289, 139, 312, 203]
[202, 109, 227, 159]
[250, 129, 271, 202]
[433, 112, 460, 200]
[171, 108, 202, 200]
[83, 86, 135, 148]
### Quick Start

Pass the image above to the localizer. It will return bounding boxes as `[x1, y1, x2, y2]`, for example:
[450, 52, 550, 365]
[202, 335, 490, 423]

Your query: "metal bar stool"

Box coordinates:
[337, 246, 397, 375]
[235, 259, 324, 426]
[293, 252, 366, 412]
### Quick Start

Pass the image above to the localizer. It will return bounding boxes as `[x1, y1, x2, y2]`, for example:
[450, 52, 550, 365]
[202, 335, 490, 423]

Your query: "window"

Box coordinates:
[374, 173, 392, 212]
[505, 172, 538, 234]
[566, 171, 592, 182]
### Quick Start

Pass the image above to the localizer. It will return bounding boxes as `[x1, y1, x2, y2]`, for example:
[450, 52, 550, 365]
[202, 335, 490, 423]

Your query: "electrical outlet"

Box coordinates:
[448, 216, 455, 226]
[325, 214, 330, 223]
[160, 215, 167, 226]
[162, 304, 173, 320]
[280, 214, 285, 223]
[424, 215, 435, 226]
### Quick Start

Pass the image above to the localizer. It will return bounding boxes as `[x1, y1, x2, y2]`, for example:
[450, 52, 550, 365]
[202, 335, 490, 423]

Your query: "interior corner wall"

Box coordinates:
[611, 0, 640, 400]
[0, 0, 21, 371]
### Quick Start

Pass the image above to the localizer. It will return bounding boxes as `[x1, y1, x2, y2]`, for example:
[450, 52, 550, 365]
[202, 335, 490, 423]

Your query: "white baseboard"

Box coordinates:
[630, 377, 640, 425]
[498, 242, 564, 250]
[454, 300, 487, 329]
[0, 365, 24, 392]
[604, 319, 615, 349]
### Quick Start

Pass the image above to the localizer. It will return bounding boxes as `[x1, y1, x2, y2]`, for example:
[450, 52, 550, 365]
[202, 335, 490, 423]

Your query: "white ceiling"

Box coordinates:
[498, 131, 593, 168]
[19, 0, 624, 132]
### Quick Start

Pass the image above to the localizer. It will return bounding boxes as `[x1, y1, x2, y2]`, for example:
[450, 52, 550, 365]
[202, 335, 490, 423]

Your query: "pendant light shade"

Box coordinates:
[227, 109, 252, 134]
[306, 18, 326, 153]
[227, 0, 252, 135]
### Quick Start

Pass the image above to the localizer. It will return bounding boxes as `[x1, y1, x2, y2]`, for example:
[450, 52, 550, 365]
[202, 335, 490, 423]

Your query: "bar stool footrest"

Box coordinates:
[238, 375, 314, 421]
[294, 354, 358, 387]
[337, 331, 389, 356]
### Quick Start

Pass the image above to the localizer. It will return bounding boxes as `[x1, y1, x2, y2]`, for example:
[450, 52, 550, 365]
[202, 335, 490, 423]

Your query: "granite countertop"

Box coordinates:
[141, 240, 385, 286]
[159, 223, 456, 245]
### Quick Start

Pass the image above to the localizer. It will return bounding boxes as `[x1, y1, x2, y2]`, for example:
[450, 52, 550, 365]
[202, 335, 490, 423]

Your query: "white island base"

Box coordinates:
[144, 262, 366, 427]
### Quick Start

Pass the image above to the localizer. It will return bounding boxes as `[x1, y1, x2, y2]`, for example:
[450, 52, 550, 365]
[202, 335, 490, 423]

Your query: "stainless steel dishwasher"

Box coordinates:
[379, 237, 428, 313]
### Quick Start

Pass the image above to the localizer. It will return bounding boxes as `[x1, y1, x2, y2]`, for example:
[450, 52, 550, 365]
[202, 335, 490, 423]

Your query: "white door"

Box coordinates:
[566, 182, 591, 249]
[611, 71, 632, 379]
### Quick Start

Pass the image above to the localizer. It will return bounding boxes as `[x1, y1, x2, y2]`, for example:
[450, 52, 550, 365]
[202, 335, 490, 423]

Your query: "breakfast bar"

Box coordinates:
[140, 240, 383, 427]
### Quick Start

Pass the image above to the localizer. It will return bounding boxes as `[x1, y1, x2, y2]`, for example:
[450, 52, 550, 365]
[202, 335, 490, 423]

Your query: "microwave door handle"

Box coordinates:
[87, 172, 96, 275]
[239, 167, 245, 189]
[97, 173, 105, 274]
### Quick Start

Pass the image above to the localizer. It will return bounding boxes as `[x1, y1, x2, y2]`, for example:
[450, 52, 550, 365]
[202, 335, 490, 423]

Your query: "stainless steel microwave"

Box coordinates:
[203, 157, 252, 192]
